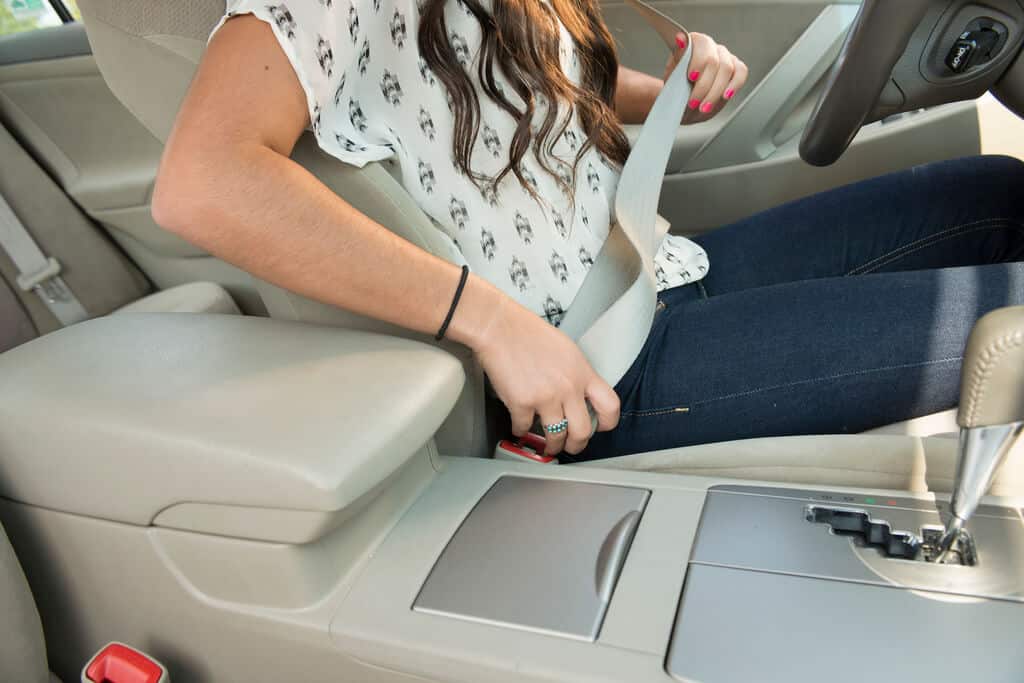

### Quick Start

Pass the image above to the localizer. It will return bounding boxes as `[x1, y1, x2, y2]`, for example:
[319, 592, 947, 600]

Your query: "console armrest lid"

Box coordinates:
[0, 314, 464, 527]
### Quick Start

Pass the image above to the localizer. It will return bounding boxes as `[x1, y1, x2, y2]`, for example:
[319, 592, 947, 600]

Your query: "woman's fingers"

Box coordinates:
[677, 32, 748, 123]
[686, 32, 721, 113]
[539, 404, 569, 456]
[586, 378, 621, 433]
[563, 396, 594, 455]
[662, 31, 689, 82]
[509, 403, 534, 438]
[697, 45, 737, 116]
[725, 56, 749, 102]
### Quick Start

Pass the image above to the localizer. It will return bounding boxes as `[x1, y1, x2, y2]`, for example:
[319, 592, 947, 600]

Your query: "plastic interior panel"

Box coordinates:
[667, 484, 1024, 681]
[691, 485, 1024, 601]
[668, 564, 1024, 683]
[414, 476, 650, 641]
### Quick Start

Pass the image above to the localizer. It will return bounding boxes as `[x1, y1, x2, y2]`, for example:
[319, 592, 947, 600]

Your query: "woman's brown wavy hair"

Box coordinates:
[418, 0, 630, 201]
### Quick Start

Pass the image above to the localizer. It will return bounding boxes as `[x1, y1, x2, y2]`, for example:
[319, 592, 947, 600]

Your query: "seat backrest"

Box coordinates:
[76, 0, 489, 457]
[0, 521, 49, 683]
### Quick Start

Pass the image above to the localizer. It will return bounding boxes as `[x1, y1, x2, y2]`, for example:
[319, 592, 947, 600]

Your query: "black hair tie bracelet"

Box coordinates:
[436, 265, 470, 341]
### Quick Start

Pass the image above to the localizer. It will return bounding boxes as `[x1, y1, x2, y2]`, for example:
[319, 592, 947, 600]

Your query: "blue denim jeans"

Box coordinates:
[573, 155, 1024, 462]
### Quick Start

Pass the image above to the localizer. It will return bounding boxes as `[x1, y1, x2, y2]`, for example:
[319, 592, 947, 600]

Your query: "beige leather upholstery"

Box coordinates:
[864, 409, 959, 437]
[587, 431, 1024, 497]
[0, 314, 464, 541]
[77, 0, 489, 458]
[0, 121, 150, 335]
[0, 521, 49, 683]
[114, 281, 240, 315]
[958, 305, 1024, 428]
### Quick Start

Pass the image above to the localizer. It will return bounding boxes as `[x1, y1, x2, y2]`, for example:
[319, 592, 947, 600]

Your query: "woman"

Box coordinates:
[153, 0, 1024, 461]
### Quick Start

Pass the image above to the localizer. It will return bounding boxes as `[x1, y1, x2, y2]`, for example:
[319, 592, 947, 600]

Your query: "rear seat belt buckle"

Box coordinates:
[494, 432, 559, 464]
[16, 256, 72, 304]
[82, 642, 169, 683]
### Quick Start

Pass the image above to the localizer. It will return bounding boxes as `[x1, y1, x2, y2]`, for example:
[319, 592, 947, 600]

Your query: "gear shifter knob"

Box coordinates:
[939, 306, 1024, 557]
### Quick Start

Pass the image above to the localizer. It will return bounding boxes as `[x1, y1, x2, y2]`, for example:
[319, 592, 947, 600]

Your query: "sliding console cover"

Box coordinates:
[414, 476, 649, 641]
[668, 485, 1024, 682]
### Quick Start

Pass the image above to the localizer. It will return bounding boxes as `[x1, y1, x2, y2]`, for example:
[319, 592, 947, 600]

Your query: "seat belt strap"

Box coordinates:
[561, 0, 694, 387]
[0, 190, 88, 326]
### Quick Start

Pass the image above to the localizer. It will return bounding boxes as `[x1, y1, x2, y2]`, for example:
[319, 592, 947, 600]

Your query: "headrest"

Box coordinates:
[76, 0, 226, 141]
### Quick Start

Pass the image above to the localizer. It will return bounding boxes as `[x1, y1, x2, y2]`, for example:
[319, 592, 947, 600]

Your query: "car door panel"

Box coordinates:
[605, 0, 983, 234]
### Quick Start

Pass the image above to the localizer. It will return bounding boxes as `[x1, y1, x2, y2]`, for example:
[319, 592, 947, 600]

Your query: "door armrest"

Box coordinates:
[0, 314, 464, 541]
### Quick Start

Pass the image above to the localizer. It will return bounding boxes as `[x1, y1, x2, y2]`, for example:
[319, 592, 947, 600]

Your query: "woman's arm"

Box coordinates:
[614, 32, 748, 125]
[152, 16, 618, 456]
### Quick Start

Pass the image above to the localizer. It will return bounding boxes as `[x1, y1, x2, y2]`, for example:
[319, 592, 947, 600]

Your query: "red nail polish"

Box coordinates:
[688, 99, 700, 110]
[724, 88, 735, 100]
[689, 70, 701, 82]
[675, 34, 687, 50]
[700, 102, 713, 114]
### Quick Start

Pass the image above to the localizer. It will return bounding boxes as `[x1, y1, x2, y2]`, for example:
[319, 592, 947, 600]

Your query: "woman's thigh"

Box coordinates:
[693, 155, 1024, 296]
[574, 262, 1024, 461]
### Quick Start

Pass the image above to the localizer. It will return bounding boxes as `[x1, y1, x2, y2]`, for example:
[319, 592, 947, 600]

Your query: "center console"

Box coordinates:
[2, 313, 1022, 682]
[332, 458, 1024, 683]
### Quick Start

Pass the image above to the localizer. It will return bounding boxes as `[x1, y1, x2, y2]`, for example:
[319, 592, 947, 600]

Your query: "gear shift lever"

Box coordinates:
[937, 306, 1024, 560]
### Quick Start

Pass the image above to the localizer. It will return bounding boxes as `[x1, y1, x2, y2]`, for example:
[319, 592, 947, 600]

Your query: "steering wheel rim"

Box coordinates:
[800, 0, 935, 167]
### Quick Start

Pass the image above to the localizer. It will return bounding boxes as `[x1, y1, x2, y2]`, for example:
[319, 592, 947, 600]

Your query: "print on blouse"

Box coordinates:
[480, 229, 496, 261]
[482, 124, 502, 158]
[578, 246, 594, 270]
[349, 98, 367, 131]
[316, 36, 334, 76]
[549, 251, 569, 284]
[543, 296, 566, 326]
[357, 39, 370, 74]
[552, 210, 568, 239]
[333, 73, 347, 105]
[267, 5, 296, 39]
[449, 196, 469, 230]
[450, 32, 470, 67]
[348, 6, 360, 43]
[514, 212, 533, 245]
[215, 0, 711, 322]
[390, 10, 407, 47]
[418, 160, 436, 194]
[380, 70, 403, 105]
[480, 182, 499, 207]
[509, 257, 530, 292]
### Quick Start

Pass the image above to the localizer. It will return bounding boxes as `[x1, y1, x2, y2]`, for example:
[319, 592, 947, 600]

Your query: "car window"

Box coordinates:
[0, 1, 69, 38]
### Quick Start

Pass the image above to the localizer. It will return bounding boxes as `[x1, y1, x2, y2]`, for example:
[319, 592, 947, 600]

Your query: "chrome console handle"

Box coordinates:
[938, 306, 1024, 560]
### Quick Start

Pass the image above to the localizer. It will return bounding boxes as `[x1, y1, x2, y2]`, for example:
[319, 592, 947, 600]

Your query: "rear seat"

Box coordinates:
[0, 122, 238, 353]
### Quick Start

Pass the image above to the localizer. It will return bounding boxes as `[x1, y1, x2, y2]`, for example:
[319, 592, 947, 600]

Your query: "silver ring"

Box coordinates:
[544, 418, 569, 435]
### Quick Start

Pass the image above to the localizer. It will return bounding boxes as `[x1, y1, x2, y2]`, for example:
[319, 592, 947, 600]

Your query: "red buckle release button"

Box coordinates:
[84, 643, 166, 683]
[494, 432, 558, 464]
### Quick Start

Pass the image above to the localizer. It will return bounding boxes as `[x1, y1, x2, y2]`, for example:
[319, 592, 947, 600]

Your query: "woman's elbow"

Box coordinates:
[151, 146, 217, 241]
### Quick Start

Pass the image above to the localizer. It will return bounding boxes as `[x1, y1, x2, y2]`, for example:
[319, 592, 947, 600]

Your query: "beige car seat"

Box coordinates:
[75, 0, 968, 476]
[0, 521, 57, 683]
[0, 118, 240, 354]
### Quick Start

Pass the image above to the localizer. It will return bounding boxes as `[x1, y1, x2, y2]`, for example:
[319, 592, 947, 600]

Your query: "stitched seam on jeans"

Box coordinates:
[846, 219, 1007, 275]
[854, 221, 1024, 276]
[845, 219, 1017, 276]
[620, 356, 962, 417]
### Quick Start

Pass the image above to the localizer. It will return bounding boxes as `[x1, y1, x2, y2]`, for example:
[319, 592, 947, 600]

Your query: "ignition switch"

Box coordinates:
[945, 18, 1009, 74]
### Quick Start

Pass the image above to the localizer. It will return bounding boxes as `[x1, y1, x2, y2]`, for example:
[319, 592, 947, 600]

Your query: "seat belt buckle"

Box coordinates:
[15, 256, 73, 304]
[82, 642, 169, 683]
[494, 432, 559, 464]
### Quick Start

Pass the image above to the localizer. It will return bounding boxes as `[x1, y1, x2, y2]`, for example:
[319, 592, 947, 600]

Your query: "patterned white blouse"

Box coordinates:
[213, 0, 710, 325]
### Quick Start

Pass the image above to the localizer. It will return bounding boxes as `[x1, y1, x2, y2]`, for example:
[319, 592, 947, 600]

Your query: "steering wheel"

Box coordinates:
[800, 0, 1024, 166]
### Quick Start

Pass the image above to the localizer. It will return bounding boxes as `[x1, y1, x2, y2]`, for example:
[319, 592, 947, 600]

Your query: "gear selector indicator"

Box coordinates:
[805, 505, 976, 566]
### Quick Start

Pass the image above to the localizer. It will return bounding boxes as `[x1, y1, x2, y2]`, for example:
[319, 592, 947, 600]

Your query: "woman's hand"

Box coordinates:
[664, 31, 748, 125]
[469, 294, 620, 457]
